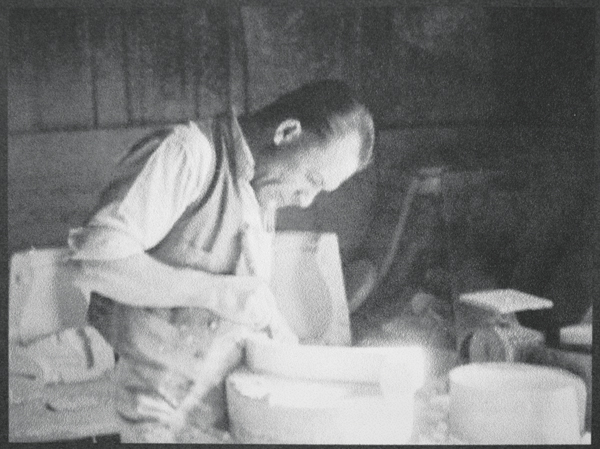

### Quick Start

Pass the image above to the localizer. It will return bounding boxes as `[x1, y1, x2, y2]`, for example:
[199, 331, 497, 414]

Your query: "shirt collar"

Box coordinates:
[228, 111, 255, 182]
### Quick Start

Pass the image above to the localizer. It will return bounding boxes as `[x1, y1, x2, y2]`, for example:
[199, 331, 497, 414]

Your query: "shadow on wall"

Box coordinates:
[350, 124, 596, 343]
[443, 163, 597, 329]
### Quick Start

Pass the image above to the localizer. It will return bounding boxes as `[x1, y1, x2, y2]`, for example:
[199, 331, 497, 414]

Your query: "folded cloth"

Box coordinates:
[12, 326, 115, 384]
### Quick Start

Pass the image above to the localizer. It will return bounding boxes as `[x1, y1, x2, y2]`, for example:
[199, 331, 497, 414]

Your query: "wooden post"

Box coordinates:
[228, 5, 249, 115]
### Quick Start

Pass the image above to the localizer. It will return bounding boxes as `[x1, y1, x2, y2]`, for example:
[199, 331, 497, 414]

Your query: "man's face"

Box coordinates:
[252, 129, 362, 209]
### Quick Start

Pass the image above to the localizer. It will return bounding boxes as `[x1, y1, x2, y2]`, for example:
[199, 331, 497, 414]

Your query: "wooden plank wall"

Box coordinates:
[8, 6, 366, 134]
[8, 6, 596, 133]
[9, 9, 95, 132]
[8, 6, 233, 133]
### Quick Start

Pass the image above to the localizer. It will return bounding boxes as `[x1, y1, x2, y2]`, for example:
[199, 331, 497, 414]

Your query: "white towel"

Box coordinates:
[12, 326, 115, 384]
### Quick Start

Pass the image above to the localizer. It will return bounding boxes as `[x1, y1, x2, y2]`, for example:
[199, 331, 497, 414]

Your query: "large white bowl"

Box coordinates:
[449, 362, 587, 444]
[245, 334, 425, 389]
[227, 368, 415, 444]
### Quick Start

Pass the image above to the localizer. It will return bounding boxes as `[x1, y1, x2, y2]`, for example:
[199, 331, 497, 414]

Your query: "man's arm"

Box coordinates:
[68, 122, 226, 307]
[71, 251, 273, 328]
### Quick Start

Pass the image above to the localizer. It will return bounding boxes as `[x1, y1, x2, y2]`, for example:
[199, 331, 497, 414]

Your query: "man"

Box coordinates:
[68, 79, 375, 442]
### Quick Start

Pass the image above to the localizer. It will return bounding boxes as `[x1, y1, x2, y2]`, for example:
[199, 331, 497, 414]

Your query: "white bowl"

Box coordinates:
[449, 362, 587, 444]
[245, 334, 425, 389]
[227, 368, 415, 444]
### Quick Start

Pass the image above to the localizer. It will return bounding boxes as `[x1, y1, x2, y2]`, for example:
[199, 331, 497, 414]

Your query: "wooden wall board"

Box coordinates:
[339, 8, 364, 97]
[89, 10, 129, 127]
[125, 8, 195, 124]
[228, 6, 249, 114]
[189, 6, 230, 117]
[242, 7, 348, 111]
[8, 9, 37, 132]
[9, 9, 95, 132]
[361, 6, 495, 126]
[7, 126, 158, 253]
[8, 6, 596, 133]
[36, 9, 94, 130]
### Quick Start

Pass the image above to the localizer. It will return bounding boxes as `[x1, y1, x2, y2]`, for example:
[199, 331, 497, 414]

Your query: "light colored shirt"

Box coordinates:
[69, 114, 272, 283]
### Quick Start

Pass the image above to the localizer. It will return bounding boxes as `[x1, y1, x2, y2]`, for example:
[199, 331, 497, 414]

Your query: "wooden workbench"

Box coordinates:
[8, 359, 590, 444]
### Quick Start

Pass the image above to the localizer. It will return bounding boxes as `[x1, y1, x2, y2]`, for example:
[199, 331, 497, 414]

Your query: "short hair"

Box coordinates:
[255, 80, 375, 171]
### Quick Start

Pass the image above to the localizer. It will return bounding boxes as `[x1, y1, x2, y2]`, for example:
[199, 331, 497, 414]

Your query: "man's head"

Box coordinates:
[245, 80, 374, 209]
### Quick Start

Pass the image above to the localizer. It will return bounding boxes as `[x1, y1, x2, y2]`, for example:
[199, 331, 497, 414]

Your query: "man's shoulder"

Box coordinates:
[185, 117, 214, 139]
[173, 118, 211, 141]
[167, 119, 217, 160]
[119, 119, 217, 176]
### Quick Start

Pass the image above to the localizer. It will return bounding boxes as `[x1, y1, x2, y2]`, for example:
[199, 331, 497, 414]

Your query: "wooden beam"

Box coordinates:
[228, 6, 249, 114]
[89, 10, 129, 128]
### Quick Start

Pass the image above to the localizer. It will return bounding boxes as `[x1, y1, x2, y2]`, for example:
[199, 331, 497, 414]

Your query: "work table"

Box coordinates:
[9, 369, 453, 443]
[9, 354, 591, 444]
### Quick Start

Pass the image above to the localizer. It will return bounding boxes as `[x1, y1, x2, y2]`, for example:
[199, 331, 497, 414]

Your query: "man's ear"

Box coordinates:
[273, 119, 302, 146]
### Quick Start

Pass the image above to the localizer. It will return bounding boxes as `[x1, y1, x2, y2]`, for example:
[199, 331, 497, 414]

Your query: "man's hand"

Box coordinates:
[235, 225, 297, 343]
[139, 311, 295, 437]
[246, 281, 298, 344]
[265, 304, 299, 344]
